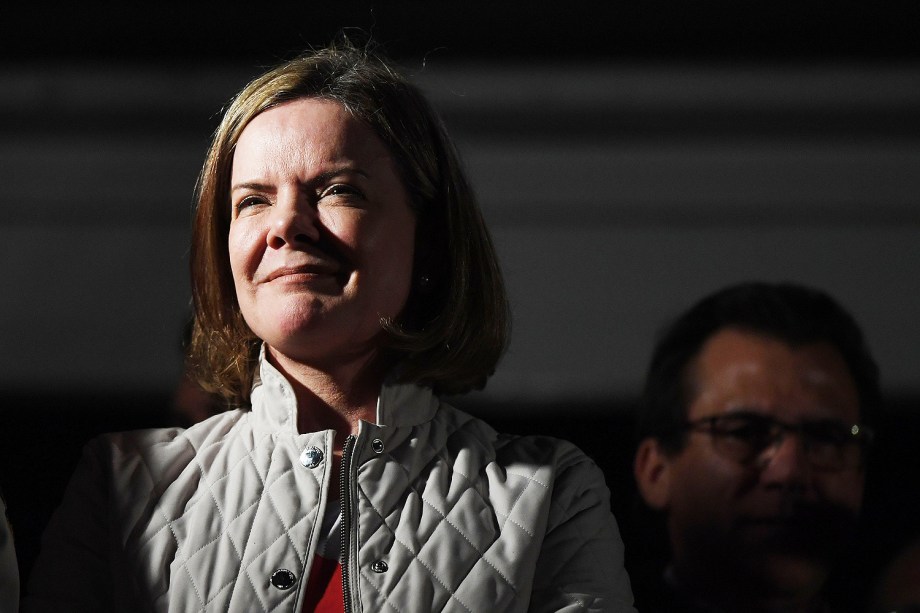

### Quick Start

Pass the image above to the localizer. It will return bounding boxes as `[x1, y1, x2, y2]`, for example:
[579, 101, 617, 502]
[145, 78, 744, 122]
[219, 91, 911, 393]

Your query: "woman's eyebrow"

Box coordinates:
[312, 166, 370, 182]
[230, 181, 274, 194]
[231, 168, 371, 195]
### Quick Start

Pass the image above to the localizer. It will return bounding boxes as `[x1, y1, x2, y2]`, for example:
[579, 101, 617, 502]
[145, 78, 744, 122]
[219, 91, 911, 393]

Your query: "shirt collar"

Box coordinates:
[249, 344, 439, 436]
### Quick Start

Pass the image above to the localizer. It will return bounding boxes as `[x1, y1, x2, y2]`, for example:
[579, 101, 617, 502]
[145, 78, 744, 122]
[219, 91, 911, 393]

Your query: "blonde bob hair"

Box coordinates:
[188, 40, 510, 406]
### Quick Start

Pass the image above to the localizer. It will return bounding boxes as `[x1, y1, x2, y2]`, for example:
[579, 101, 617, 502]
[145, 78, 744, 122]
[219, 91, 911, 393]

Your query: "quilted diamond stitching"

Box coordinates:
[492, 512, 535, 539]
[504, 468, 549, 491]
[164, 434, 261, 555]
[493, 468, 552, 539]
[381, 422, 484, 511]
[231, 441, 292, 613]
[157, 503, 208, 609]
[246, 447, 323, 550]
[384, 496, 517, 613]
[199, 578, 237, 612]
[136, 423, 326, 613]
[357, 574, 407, 613]
[127, 436, 209, 609]
[353, 470, 479, 610]
[187, 494, 264, 609]
[263, 467, 306, 554]
[158, 438, 267, 610]
[352, 414, 567, 613]
[265, 588, 300, 613]
[134, 425, 255, 551]
[416, 494, 517, 589]
[361, 537, 476, 613]
[353, 446, 534, 610]
[112, 393, 606, 611]
[187, 446, 255, 609]
[231, 438, 325, 612]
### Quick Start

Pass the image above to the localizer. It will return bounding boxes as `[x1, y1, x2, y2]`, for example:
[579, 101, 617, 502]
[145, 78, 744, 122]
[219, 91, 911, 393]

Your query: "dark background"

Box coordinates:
[3, 2, 920, 608]
[4, 1, 920, 63]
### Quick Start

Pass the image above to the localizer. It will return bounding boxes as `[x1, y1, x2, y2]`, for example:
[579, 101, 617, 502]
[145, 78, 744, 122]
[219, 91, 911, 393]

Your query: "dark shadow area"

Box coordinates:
[463, 397, 920, 611]
[0, 392, 172, 588]
[2, 392, 918, 609]
[3, 1, 920, 64]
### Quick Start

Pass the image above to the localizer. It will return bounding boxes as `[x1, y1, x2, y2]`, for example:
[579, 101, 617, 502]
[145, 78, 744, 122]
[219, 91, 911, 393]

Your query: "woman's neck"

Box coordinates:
[266, 346, 387, 441]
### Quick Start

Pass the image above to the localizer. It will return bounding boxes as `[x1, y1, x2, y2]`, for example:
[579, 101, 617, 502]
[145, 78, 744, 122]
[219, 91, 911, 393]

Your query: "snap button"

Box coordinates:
[370, 560, 388, 573]
[270, 569, 297, 590]
[371, 438, 385, 454]
[300, 446, 324, 468]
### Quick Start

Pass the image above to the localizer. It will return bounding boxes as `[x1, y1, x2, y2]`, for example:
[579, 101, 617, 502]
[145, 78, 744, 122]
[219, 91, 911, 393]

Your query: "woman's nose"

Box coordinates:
[266, 198, 320, 248]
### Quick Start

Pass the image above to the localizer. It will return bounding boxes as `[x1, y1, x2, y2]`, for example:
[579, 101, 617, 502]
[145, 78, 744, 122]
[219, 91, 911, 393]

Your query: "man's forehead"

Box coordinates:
[685, 327, 861, 422]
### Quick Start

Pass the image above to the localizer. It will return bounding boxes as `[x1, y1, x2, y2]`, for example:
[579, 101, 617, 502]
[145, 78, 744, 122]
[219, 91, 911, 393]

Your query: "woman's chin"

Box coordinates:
[262, 326, 383, 367]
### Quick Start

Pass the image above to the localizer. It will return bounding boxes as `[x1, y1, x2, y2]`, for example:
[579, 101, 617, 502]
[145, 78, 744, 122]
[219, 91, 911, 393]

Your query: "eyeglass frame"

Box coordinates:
[668, 411, 874, 471]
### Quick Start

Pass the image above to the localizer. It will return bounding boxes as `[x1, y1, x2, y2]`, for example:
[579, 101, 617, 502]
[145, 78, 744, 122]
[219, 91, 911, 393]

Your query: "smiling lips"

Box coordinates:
[264, 262, 341, 283]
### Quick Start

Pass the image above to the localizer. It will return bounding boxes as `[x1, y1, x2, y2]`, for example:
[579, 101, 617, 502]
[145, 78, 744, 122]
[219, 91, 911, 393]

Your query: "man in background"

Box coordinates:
[632, 282, 879, 612]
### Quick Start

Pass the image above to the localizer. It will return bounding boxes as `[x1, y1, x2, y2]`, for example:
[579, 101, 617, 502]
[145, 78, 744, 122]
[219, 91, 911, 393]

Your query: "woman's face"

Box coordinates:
[228, 98, 416, 367]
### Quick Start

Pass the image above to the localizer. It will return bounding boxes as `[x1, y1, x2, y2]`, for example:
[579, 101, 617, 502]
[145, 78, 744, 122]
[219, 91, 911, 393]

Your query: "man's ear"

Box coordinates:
[634, 438, 673, 511]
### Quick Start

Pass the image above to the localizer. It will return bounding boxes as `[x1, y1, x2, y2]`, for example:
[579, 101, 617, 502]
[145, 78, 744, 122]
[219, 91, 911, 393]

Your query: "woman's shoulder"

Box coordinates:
[431, 403, 615, 534]
[85, 409, 249, 478]
[433, 401, 601, 478]
[102, 408, 244, 445]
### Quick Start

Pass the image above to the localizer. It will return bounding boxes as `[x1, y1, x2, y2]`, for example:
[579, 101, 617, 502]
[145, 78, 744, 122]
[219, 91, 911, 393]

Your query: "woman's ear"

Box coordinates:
[634, 438, 674, 511]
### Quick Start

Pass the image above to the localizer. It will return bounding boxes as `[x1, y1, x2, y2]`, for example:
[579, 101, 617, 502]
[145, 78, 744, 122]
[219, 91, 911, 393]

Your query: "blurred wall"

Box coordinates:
[2, 59, 919, 405]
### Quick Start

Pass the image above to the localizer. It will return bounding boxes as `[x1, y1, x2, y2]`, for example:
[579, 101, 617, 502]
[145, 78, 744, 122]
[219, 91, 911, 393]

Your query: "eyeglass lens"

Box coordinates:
[702, 414, 867, 469]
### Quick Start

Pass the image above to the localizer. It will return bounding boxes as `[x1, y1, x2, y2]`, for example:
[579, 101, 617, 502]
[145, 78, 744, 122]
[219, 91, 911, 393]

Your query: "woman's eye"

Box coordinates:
[235, 195, 266, 212]
[320, 184, 363, 199]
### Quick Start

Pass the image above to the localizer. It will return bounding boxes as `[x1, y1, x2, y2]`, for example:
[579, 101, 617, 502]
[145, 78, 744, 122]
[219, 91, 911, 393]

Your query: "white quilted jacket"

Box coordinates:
[25, 356, 634, 612]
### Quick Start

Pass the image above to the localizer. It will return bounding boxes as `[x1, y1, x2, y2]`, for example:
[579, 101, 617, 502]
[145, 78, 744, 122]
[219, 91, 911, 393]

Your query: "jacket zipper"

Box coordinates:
[340, 434, 356, 613]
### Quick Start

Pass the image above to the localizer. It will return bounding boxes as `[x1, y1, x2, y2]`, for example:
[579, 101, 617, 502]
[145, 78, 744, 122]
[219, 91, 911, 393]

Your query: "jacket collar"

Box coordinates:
[249, 345, 440, 436]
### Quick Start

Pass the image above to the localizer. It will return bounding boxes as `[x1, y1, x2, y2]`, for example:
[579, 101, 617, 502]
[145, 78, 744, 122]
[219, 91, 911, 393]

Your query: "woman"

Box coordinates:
[25, 40, 634, 612]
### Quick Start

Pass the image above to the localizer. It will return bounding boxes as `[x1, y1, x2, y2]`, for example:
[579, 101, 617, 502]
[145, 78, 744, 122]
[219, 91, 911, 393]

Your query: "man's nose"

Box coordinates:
[759, 432, 811, 486]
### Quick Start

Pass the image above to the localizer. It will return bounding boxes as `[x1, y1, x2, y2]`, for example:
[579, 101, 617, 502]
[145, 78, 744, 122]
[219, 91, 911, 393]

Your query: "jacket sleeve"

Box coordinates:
[22, 437, 117, 613]
[528, 443, 636, 613]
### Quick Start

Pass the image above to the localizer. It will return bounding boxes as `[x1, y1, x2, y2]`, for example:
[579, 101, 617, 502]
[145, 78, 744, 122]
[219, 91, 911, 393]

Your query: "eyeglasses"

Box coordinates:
[678, 412, 873, 470]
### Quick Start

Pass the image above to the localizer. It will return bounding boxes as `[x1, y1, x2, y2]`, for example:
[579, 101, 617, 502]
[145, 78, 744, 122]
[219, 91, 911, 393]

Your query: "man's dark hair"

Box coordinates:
[638, 281, 881, 453]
